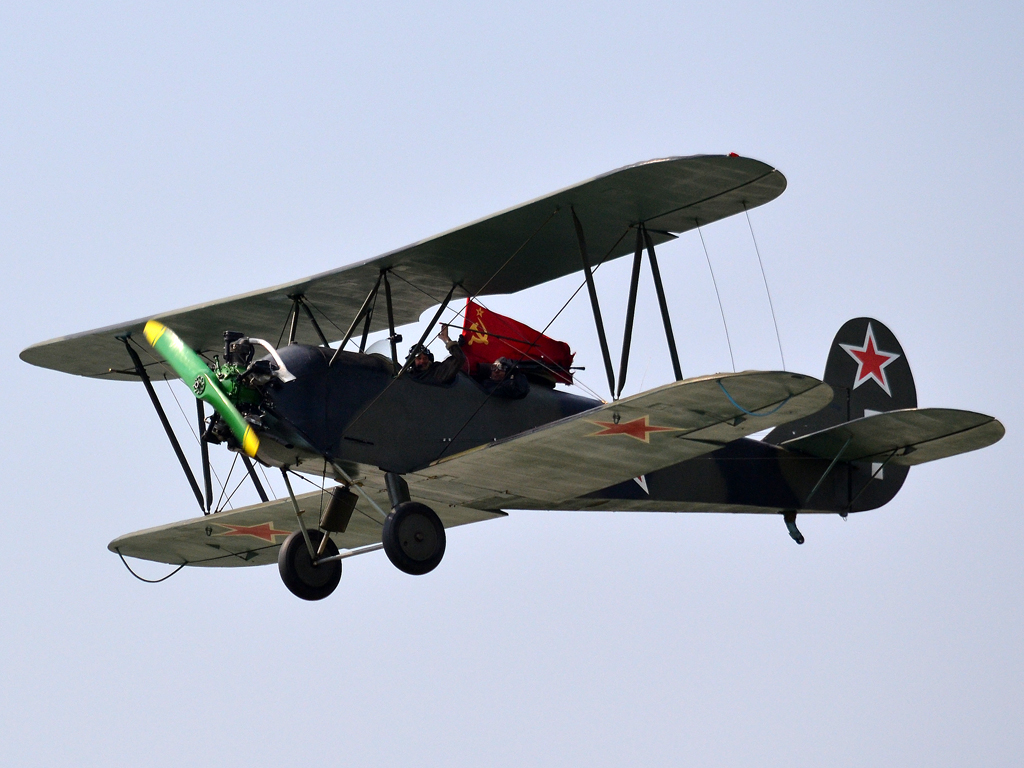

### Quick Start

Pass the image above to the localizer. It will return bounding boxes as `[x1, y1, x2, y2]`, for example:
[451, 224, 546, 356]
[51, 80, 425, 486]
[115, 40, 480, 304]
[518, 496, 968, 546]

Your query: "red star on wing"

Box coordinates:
[839, 323, 900, 396]
[214, 521, 291, 543]
[588, 415, 679, 443]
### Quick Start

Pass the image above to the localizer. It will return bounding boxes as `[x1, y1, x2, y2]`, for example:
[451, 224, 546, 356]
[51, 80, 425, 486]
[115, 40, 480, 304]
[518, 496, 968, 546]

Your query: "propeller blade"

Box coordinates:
[143, 320, 260, 458]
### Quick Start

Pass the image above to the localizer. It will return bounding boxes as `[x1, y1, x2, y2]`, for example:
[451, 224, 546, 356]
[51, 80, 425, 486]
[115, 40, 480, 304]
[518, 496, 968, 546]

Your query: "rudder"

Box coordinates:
[767, 318, 915, 512]
[768, 317, 916, 443]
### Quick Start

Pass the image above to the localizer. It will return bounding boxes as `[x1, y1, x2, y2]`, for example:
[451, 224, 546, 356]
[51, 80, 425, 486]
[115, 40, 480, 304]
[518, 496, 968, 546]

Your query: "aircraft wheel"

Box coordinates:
[382, 501, 446, 575]
[278, 530, 341, 600]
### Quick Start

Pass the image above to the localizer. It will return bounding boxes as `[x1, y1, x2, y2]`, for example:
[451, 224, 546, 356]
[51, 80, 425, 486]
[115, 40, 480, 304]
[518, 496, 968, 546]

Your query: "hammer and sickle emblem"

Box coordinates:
[467, 307, 489, 346]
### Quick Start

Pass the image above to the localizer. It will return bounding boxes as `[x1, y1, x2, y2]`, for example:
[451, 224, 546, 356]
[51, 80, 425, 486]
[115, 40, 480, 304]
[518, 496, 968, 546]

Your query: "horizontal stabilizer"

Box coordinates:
[780, 408, 1004, 466]
[408, 371, 832, 503]
[109, 487, 504, 568]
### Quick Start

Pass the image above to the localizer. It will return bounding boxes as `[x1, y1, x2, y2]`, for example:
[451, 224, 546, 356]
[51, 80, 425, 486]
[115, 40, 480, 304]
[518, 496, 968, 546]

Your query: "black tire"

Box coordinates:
[382, 501, 446, 575]
[277, 529, 341, 600]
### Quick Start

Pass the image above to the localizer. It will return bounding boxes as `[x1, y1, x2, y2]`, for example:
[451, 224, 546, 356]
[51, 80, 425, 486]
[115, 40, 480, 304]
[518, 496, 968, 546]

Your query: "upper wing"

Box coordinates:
[402, 371, 832, 505]
[780, 407, 1005, 466]
[22, 154, 784, 381]
[108, 486, 505, 568]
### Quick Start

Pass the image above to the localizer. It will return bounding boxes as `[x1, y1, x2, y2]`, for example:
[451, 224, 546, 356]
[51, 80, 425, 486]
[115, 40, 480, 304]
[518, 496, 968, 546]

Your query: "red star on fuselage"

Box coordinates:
[839, 323, 900, 396]
[587, 415, 679, 443]
[214, 522, 291, 543]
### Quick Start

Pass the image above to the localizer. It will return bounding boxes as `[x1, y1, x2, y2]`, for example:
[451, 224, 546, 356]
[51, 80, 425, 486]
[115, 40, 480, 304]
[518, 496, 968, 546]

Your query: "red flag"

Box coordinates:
[460, 299, 574, 384]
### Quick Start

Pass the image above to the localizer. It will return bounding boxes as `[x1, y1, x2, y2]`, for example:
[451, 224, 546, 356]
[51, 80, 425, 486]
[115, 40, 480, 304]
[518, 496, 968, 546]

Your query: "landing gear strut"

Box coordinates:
[278, 529, 342, 600]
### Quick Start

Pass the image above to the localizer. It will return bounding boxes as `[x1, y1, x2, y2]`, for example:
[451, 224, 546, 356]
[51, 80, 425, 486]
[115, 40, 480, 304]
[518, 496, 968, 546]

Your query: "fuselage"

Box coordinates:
[257, 344, 598, 474]
[249, 344, 906, 515]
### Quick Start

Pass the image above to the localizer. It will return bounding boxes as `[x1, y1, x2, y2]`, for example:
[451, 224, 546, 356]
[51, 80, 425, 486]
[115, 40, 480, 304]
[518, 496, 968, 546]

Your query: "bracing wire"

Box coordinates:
[116, 550, 186, 583]
[697, 223, 736, 373]
[127, 337, 242, 511]
[302, 297, 348, 337]
[717, 381, 791, 417]
[459, 294, 607, 403]
[214, 453, 239, 512]
[218, 470, 250, 511]
[744, 205, 786, 371]
[432, 227, 631, 461]
[473, 208, 560, 297]
[257, 462, 276, 500]
[160, 377, 227, 496]
[340, 212, 571, 438]
[289, 468, 383, 527]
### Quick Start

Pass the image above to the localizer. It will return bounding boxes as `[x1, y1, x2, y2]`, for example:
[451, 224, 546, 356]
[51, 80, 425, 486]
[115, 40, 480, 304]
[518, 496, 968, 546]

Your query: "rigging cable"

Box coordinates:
[744, 205, 786, 370]
[289, 468, 383, 526]
[433, 227, 631, 461]
[339, 210, 564, 438]
[126, 337, 234, 507]
[213, 453, 239, 512]
[116, 550, 186, 583]
[466, 225, 631, 405]
[217, 468, 250, 512]
[301, 296, 349, 338]
[717, 380, 791, 417]
[697, 222, 736, 373]
[159, 376, 229, 504]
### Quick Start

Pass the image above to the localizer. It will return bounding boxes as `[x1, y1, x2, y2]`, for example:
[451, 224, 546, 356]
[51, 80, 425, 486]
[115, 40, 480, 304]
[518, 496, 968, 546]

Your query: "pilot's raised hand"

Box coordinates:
[438, 324, 451, 344]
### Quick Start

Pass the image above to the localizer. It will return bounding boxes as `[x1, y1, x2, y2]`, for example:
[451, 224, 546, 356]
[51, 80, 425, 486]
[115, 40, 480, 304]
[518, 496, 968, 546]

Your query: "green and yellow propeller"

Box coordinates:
[143, 320, 260, 458]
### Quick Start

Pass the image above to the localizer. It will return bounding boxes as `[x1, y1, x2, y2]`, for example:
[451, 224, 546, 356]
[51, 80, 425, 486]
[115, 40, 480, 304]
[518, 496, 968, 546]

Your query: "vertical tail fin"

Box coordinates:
[825, 317, 916, 418]
[766, 318, 915, 512]
[767, 317, 916, 442]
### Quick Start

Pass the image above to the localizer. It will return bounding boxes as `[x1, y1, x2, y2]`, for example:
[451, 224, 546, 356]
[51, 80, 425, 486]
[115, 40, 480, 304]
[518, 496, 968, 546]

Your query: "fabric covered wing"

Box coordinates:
[780, 407, 1004, 466]
[403, 371, 832, 504]
[22, 154, 784, 381]
[109, 487, 505, 567]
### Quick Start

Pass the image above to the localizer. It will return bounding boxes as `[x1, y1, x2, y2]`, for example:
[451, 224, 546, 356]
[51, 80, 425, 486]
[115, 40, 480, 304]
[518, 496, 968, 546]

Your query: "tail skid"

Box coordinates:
[574, 317, 1004, 540]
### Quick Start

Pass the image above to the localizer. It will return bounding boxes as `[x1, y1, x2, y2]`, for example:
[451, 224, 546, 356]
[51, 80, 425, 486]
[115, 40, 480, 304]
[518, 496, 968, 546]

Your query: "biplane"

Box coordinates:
[21, 155, 1005, 600]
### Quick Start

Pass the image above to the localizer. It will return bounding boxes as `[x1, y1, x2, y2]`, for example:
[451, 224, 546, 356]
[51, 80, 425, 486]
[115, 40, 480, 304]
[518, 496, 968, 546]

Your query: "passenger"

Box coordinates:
[407, 324, 466, 385]
[481, 357, 529, 399]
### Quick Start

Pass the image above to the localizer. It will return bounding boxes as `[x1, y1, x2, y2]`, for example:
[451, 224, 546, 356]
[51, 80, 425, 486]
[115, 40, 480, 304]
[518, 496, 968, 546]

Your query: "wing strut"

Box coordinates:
[332, 273, 384, 363]
[572, 207, 616, 398]
[644, 225, 684, 383]
[614, 224, 684, 399]
[616, 228, 644, 398]
[197, 399, 214, 513]
[287, 297, 300, 344]
[119, 336, 207, 515]
[382, 270, 401, 366]
[409, 283, 457, 354]
[286, 294, 332, 348]
[241, 454, 270, 503]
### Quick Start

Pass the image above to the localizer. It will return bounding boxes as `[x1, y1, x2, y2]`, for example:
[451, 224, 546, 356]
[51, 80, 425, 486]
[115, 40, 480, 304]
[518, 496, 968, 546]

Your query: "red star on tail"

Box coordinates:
[839, 323, 900, 396]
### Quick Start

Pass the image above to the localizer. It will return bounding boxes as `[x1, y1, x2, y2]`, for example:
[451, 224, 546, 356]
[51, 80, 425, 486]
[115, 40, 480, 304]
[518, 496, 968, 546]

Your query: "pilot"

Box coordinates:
[481, 357, 529, 399]
[408, 324, 466, 385]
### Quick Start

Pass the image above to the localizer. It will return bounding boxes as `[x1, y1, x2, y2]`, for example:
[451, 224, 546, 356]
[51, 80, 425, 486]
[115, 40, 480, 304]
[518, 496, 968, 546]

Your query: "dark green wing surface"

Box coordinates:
[22, 154, 784, 381]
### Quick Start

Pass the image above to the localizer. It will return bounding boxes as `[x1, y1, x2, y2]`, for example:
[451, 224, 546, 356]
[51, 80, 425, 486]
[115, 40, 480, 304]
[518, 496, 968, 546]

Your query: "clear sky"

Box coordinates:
[3, 2, 1022, 766]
